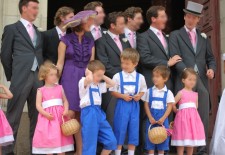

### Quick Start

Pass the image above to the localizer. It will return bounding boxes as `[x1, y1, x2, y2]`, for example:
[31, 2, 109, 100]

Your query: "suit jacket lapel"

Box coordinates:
[105, 33, 121, 56]
[148, 29, 169, 58]
[120, 34, 130, 49]
[196, 29, 203, 55]
[179, 27, 195, 55]
[34, 26, 41, 49]
[16, 21, 34, 48]
[52, 27, 60, 44]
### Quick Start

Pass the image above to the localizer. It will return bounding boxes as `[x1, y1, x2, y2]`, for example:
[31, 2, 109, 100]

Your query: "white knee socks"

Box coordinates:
[115, 150, 121, 155]
[128, 150, 134, 155]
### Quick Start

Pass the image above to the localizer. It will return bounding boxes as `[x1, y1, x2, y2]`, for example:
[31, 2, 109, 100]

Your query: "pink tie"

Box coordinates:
[188, 31, 196, 47]
[129, 31, 135, 48]
[95, 26, 101, 40]
[114, 36, 123, 52]
[158, 31, 167, 49]
[60, 32, 66, 38]
[28, 23, 34, 40]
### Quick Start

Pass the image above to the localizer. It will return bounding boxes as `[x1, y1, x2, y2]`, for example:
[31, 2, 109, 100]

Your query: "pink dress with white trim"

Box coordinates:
[171, 89, 206, 146]
[32, 85, 74, 154]
[0, 103, 14, 146]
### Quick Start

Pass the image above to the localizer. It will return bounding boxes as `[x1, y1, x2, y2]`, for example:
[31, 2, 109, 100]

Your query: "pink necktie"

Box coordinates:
[158, 31, 167, 49]
[188, 31, 197, 47]
[114, 36, 123, 52]
[95, 26, 101, 40]
[129, 31, 135, 48]
[28, 23, 34, 40]
[60, 32, 66, 38]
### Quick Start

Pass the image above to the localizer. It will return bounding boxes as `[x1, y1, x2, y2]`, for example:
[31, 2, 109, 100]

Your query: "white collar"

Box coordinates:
[184, 25, 196, 33]
[122, 70, 136, 78]
[124, 27, 136, 35]
[20, 18, 32, 27]
[55, 26, 64, 36]
[152, 85, 168, 92]
[107, 30, 119, 40]
[91, 25, 101, 31]
[150, 26, 162, 35]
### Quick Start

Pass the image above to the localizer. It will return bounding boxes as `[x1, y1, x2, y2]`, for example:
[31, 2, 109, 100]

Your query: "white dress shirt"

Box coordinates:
[142, 85, 175, 109]
[124, 27, 136, 48]
[20, 18, 38, 71]
[150, 26, 168, 47]
[107, 30, 119, 40]
[184, 25, 199, 72]
[90, 25, 102, 40]
[56, 26, 65, 39]
[109, 71, 147, 95]
[79, 77, 107, 108]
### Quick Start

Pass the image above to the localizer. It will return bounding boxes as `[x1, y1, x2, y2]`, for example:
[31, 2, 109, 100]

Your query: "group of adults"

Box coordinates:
[0, 0, 216, 155]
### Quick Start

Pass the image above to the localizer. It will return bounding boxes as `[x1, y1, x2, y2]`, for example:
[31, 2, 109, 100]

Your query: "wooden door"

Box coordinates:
[185, 0, 221, 141]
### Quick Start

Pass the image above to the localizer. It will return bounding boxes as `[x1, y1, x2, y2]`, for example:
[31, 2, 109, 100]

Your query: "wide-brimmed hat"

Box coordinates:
[183, 1, 203, 17]
[63, 10, 97, 29]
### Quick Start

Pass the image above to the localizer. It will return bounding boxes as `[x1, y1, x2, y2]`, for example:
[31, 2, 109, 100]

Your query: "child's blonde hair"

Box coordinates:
[182, 68, 197, 80]
[38, 60, 59, 81]
[153, 65, 171, 80]
[87, 60, 105, 73]
[121, 48, 140, 64]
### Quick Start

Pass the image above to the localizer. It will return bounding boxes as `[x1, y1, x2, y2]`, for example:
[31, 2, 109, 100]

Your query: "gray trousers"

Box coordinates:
[3, 71, 43, 155]
[195, 76, 210, 153]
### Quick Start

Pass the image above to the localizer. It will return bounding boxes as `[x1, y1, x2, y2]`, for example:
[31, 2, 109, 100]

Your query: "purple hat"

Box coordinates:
[63, 10, 97, 29]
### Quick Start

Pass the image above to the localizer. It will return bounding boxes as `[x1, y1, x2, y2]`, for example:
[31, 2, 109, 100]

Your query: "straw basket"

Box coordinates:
[148, 125, 167, 144]
[61, 116, 80, 136]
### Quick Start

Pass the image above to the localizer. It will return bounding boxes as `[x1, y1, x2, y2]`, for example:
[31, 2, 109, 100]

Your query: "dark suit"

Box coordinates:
[1, 21, 43, 154]
[137, 29, 172, 154]
[169, 27, 216, 153]
[137, 29, 172, 89]
[95, 32, 130, 125]
[42, 27, 60, 64]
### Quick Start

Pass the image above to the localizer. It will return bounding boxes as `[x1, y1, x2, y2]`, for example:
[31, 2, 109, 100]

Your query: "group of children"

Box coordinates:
[0, 48, 206, 155]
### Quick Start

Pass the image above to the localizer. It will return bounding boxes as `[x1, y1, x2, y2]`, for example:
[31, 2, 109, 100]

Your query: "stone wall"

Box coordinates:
[0, 0, 47, 111]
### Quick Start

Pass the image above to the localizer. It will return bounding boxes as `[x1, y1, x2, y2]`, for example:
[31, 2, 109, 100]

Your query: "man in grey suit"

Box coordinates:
[137, 6, 181, 154]
[137, 6, 181, 89]
[1, 0, 43, 154]
[169, 2, 216, 155]
[95, 11, 130, 155]
[96, 11, 131, 119]
[84, 1, 107, 41]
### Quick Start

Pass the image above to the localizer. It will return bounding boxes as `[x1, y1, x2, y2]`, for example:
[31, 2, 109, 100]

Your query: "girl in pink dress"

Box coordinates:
[0, 84, 14, 155]
[32, 61, 74, 155]
[171, 68, 205, 155]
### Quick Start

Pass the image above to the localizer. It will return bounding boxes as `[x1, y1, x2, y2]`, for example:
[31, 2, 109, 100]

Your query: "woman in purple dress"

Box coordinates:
[57, 10, 97, 155]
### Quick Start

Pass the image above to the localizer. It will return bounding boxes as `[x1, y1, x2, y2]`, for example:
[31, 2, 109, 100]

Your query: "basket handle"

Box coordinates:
[62, 115, 65, 124]
[148, 124, 165, 130]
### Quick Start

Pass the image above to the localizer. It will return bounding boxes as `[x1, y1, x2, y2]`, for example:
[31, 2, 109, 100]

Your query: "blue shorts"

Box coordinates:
[81, 106, 117, 155]
[113, 99, 140, 146]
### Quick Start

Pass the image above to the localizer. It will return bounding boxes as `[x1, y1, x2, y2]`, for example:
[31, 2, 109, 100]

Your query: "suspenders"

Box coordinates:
[119, 72, 140, 95]
[89, 86, 101, 106]
[149, 87, 168, 109]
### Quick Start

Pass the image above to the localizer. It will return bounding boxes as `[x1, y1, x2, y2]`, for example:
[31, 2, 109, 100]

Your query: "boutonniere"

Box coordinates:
[166, 34, 169, 38]
[103, 31, 107, 34]
[201, 33, 207, 39]
[122, 38, 128, 42]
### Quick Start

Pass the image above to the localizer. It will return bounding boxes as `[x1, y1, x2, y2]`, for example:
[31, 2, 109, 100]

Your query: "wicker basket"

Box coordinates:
[148, 125, 167, 144]
[61, 116, 80, 136]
